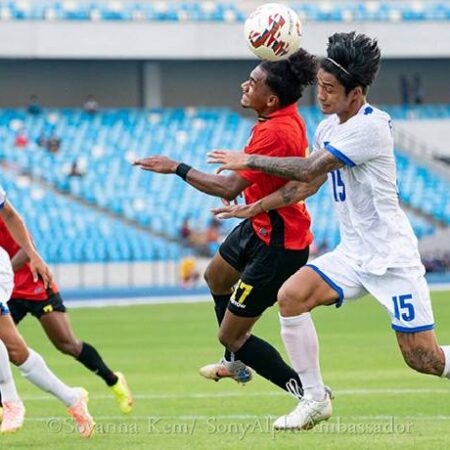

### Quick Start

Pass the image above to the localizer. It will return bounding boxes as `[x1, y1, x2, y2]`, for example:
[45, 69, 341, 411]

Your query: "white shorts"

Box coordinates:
[307, 248, 435, 333]
[0, 247, 13, 316]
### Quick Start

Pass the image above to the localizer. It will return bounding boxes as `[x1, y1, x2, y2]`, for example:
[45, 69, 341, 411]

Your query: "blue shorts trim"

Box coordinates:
[306, 264, 344, 307]
[325, 144, 356, 167]
[0, 302, 10, 316]
[391, 324, 435, 333]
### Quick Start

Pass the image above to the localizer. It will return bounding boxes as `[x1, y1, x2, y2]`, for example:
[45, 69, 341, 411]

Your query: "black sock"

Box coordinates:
[211, 294, 232, 360]
[76, 342, 118, 387]
[212, 293, 230, 325]
[234, 335, 303, 397]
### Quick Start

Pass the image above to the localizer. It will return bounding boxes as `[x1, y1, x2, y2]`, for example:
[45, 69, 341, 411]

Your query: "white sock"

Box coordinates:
[0, 340, 21, 403]
[280, 312, 326, 401]
[18, 348, 79, 407]
[441, 346, 450, 379]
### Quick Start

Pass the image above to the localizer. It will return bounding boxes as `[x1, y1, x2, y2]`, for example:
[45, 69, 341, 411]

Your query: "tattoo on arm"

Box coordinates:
[247, 149, 345, 182]
[280, 184, 301, 205]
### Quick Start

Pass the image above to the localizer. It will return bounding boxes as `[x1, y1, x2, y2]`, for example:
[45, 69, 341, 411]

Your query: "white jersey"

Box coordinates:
[0, 184, 5, 208]
[313, 103, 421, 275]
[0, 184, 14, 303]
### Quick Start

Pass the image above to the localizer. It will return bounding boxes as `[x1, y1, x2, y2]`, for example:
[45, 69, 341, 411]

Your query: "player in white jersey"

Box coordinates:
[208, 32, 450, 430]
[0, 185, 94, 436]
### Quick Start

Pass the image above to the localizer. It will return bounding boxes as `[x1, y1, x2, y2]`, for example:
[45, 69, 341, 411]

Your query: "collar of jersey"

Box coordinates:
[257, 103, 298, 122]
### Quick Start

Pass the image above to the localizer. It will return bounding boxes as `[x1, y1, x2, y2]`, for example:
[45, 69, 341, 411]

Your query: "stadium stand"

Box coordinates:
[0, 1, 449, 23]
[0, 104, 447, 263]
[0, 168, 184, 263]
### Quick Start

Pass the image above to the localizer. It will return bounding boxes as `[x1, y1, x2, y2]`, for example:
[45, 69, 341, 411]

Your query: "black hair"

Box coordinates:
[260, 48, 317, 107]
[320, 32, 381, 95]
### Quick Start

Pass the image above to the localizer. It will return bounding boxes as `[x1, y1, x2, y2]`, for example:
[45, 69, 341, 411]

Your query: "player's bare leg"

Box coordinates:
[0, 314, 95, 437]
[204, 252, 241, 324]
[273, 267, 339, 430]
[39, 311, 82, 357]
[202, 253, 306, 395]
[201, 253, 253, 382]
[396, 330, 450, 379]
[39, 310, 133, 414]
[205, 310, 260, 383]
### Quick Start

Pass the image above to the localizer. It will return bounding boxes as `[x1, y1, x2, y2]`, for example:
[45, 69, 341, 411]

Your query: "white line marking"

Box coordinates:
[21, 388, 450, 401]
[24, 415, 450, 422]
[65, 295, 211, 308]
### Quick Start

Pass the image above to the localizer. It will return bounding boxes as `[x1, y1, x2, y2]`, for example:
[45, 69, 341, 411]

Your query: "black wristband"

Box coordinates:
[175, 163, 192, 181]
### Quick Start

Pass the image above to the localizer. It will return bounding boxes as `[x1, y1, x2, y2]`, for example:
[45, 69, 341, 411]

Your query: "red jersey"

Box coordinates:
[239, 103, 313, 250]
[0, 218, 57, 301]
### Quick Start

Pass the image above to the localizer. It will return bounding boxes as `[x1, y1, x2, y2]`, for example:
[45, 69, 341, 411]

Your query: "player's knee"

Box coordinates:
[8, 341, 29, 366]
[203, 265, 215, 289]
[204, 265, 225, 293]
[277, 284, 311, 316]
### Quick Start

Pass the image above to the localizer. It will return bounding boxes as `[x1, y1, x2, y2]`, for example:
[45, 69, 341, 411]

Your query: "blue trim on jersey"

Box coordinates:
[306, 264, 344, 308]
[325, 144, 356, 167]
[364, 106, 374, 115]
[391, 323, 435, 333]
[0, 201, 4, 209]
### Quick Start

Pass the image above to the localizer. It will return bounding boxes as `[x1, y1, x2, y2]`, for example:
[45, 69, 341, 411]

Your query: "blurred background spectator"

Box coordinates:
[83, 95, 99, 115]
[27, 95, 42, 115]
[179, 256, 200, 288]
[15, 128, 28, 148]
[47, 133, 61, 153]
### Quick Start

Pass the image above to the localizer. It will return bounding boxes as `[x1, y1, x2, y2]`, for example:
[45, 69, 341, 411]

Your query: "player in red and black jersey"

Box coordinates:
[134, 49, 325, 398]
[0, 218, 133, 414]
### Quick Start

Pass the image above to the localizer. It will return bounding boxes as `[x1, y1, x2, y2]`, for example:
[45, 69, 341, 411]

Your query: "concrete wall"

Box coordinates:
[50, 259, 211, 289]
[0, 58, 449, 108]
[1, 21, 449, 59]
[0, 60, 141, 107]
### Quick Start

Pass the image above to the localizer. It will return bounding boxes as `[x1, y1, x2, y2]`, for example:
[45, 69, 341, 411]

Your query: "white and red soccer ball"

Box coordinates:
[244, 3, 302, 61]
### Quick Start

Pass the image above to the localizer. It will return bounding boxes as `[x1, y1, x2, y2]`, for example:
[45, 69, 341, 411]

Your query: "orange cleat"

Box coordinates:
[0, 401, 25, 434]
[67, 388, 95, 438]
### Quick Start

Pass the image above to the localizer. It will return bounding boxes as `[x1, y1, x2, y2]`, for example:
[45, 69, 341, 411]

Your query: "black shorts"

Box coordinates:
[7, 291, 66, 324]
[219, 220, 309, 318]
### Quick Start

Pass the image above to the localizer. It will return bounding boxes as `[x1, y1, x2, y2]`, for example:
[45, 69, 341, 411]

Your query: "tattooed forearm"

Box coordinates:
[247, 156, 310, 181]
[280, 183, 301, 204]
[247, 149, 344, 182]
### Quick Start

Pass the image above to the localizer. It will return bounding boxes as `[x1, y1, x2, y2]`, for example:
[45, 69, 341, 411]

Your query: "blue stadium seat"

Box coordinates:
[0, 104, 448, 263]
[0, 1, 449, 22]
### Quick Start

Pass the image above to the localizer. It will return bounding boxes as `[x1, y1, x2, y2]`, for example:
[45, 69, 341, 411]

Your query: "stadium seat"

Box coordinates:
[0, 104, 448, 263]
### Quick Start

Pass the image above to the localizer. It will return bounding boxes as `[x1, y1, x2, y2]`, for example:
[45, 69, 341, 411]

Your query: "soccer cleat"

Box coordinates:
[273, 395, 332, 430]
[199, 359, 253, 384]
[325, 386, 335, 400]
[0, 401, 25, 434]
[67, 388, 95, 438]
[110, 372, 133, 414]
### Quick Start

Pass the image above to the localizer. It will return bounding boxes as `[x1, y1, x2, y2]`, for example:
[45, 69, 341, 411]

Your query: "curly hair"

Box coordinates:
[260, 48, 317, 107]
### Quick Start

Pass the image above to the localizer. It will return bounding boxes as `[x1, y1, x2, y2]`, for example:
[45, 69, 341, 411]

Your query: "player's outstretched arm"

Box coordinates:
[133, 155, 250, 201]
[0, 201, 53, 287]
[212, 175, 327, 219]
[208, 148, 344, 183]
[10, 249, 29, 272]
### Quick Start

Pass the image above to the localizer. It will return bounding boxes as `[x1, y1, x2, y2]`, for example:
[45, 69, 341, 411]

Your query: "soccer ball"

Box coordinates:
[244, 3, 302, 61]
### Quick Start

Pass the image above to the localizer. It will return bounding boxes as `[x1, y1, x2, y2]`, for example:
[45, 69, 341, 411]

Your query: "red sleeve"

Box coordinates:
[239, 128, 283, 184]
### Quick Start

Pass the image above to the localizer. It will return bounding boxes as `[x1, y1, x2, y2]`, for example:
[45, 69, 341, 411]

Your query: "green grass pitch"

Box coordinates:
[3, 291, 450, 449]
